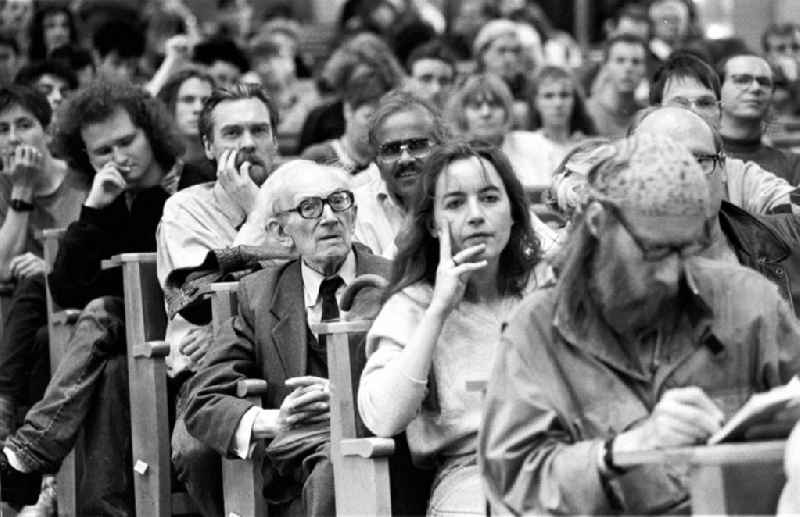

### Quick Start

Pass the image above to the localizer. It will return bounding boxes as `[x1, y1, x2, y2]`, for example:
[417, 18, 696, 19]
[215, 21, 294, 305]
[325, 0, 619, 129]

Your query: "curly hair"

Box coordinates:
[386, 141, 541, 300]
[156, 67, 215, 116]
[52, 80, 184, 178]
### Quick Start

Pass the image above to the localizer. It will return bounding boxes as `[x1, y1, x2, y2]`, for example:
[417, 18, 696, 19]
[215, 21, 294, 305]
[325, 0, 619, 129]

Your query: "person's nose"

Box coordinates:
[479, 102, 492, 117]
[50, 89, 63, 106]
[466, 197, 485, 225]
[239, 130, 256, 152]
[318, 201, 338, 225]
[7, 126, 19, 144]
[112, 146, 128, 165]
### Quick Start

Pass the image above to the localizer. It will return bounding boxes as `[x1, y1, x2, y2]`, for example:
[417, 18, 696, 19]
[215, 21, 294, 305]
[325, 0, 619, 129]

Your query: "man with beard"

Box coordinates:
[353, 89, 449, 257]
[157, 83, 280, 515]
[479, 133, 800, 514]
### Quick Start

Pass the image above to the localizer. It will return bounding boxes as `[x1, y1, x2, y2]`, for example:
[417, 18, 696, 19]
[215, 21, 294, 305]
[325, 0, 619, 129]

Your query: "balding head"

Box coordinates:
[633, 105, 725, 213]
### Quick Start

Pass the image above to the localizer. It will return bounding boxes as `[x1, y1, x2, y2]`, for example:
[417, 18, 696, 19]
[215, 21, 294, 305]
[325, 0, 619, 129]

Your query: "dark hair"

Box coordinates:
[716, 53, 770, 84]
[28, 6, 77, 61]
[193, 37, 250, 73]
[649, 51, 721, 105]
[527, 66, 597, 135]
[602, 33, 647, 63]
[367, 89, 449, 149]
[0, 34, 19, 56]
[15, 59, 78, 90]
[50, 44, 94, 72]
[762, 23, 797, 52]
[93, 19, 145, 59]
[387, 141, 540, 299]
[0, 85, 52, 127]
[249, 39, 283, 61]
[405, 39, 458, 75]
[551, 211, 597, 327]
[197, 83, 278, 143]
[52, 80, 184, 177]
[320, 32, 406, 94]
[156, 67, 215, 116]
[614, 3, 650, 26]
[342, 70, 392, 110]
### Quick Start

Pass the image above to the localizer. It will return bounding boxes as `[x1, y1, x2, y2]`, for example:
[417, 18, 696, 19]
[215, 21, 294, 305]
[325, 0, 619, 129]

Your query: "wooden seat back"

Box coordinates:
[207, 281, 268, 517]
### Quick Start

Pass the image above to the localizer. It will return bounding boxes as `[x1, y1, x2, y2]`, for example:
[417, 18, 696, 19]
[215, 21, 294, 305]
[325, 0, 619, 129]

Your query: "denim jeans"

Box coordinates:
[0, 275, 50, 407]
[4, 296, 134, 516]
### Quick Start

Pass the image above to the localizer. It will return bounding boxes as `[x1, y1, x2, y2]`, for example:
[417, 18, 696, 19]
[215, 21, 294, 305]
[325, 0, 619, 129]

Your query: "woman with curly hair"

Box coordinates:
[358, 142, 550, 516]
[27, 4, 77, 61]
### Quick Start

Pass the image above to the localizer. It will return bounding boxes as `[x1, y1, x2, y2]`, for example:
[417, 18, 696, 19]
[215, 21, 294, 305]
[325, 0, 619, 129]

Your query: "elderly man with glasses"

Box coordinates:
[479, 132, 800, 515]
[182, 159, 391, 516]
[632, 105, 800, 314]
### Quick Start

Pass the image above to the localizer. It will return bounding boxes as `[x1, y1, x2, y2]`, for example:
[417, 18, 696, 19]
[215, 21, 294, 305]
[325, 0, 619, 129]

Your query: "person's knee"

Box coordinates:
[172, 417, 219, 479]
[78, 297, 125, 356]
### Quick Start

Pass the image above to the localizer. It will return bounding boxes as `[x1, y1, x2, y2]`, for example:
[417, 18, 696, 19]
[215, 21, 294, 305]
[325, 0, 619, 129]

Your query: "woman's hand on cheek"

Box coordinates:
[429, 220, 487, 316]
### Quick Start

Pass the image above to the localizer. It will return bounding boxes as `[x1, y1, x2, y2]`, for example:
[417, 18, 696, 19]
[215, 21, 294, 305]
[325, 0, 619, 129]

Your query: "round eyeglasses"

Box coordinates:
[276, 189, 355, 219]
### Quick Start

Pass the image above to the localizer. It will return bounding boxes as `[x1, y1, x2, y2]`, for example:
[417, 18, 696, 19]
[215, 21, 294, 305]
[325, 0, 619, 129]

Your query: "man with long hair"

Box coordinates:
[480, 133, 800, 514]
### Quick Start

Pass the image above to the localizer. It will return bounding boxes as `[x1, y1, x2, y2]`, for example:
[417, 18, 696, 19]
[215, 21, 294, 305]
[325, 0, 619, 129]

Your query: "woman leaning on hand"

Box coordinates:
[357, 142, 550, 516]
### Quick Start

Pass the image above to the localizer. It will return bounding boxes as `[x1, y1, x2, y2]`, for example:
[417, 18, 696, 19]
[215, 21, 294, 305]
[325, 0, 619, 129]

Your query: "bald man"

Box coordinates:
[633, 105, 800, 312]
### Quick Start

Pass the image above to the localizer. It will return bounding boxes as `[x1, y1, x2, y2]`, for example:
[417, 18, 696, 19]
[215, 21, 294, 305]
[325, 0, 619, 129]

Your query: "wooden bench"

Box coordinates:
[207, 281, 269, 517]
[615, 440, 786, 514]
[38, 228, 80, 517]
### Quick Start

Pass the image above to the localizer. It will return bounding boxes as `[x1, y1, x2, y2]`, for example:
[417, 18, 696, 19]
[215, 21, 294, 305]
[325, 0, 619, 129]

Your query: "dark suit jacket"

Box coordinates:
[183, 243, 391, 457]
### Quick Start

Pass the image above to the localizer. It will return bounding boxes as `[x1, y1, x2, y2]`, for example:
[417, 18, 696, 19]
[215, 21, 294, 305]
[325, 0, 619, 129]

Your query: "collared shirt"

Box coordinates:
[353, 169, 407, 258]
[479, 256, 800, 515]
[232, 249, 357, 459]
[157, 181, 267, 375]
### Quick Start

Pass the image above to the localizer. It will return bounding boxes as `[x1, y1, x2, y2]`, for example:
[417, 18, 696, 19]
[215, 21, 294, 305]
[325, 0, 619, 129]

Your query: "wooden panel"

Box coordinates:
[120, 259, 171, 516]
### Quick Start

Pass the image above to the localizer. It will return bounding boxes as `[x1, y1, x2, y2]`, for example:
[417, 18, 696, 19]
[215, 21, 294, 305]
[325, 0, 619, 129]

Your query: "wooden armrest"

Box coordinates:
[340, 437, 395, 458]
[236, 379, 268, 398]
[36, 228, 66, 241]
[52, 309, 81, 325]
[131, 340, 170, 359]
[614, 439, 785, 469]
[101, 257, 121, 270]
[102, 253, 158, 270]
[209, 281, 240, 293]
[310, 320, 372, 335]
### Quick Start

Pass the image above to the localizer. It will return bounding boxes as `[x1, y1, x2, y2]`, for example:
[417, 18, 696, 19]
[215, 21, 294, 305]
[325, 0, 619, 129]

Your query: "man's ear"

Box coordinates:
[266, 217, 295, 249]
[584, 201, 607, 238]
[202, 135, 214, 161]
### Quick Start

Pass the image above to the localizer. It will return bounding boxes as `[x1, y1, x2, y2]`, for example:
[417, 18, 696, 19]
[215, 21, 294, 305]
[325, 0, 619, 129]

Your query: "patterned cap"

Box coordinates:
[586, 133, 712, 217]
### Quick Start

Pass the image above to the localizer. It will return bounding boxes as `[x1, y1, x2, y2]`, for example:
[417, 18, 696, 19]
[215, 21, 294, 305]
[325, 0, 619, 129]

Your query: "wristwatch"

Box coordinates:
[9, 199, 34, 212]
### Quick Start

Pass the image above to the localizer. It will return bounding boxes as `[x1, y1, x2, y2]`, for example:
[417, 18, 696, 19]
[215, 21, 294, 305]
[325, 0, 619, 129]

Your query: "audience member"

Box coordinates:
[247, 36, 319, 146]
[14, 59, 78, 113]
[158, 83, 281, 517]
[405, 39, 457, 109]
[50, 45, 95, 87]
[762, 23, 800, 117]
[634, 106, 800, 311]
[473, 20, 531, 127]
[359, 142, 546, 515]
[355, 89, 448, 258]
[92, 19, 146, 83]
[479, 132, 800, 514]
[0, 35, 21, 86]
[520, 66, 597, 191]
[0, 80, 182, 514]
[586, 33, 647, 137]
[192, 37, 250, 91]
[648, 0, 698, 61]
[156, 67, 216, 184]
[302, 72, 392, 187]
[27, 5, 76, 61]
[651, 52, 800, 215]
[298, 32, 406, 152]
[717, 53, 800, 184]
[183, 159, 390, 517]
[0, 85, 87, 442]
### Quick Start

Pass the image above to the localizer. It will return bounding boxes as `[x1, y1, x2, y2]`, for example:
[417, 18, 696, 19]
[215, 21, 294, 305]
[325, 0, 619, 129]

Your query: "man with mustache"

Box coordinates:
[718, 54, 800, 185]
[156, 83, 280, 516]
[353, 89, 449, 257]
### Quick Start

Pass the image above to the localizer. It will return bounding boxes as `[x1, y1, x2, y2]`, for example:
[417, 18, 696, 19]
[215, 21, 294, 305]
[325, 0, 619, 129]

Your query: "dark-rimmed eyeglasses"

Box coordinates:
[377, 138, 433, 161]
[603, 202, 713, 262]
[692, 151, 726, 176]
[276, 189, 355, 219]
[729, 73, 774, 90]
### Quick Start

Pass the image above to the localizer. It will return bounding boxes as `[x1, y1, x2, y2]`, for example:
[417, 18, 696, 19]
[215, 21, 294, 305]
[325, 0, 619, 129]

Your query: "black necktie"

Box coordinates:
[318, 276, 343, 348]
